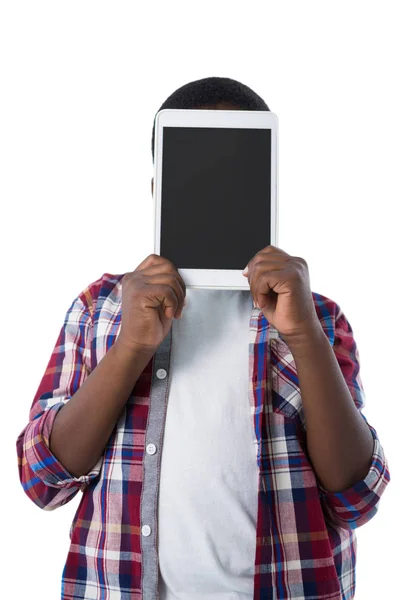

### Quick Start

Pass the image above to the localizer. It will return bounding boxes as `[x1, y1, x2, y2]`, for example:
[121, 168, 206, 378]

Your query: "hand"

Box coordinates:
[118, 254, 186, 353]
[242, 245, 321, 342]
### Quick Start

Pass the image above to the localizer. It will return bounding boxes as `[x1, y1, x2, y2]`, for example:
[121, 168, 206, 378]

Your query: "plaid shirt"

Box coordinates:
[16, 272, 390, 600]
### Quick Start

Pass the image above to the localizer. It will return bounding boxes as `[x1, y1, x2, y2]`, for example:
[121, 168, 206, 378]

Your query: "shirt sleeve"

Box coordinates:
[317, 308, 391, 530]
[16, 290, 104, 511]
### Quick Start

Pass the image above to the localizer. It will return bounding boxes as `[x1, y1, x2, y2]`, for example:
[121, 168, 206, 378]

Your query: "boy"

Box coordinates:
[17, 76, 390, 600]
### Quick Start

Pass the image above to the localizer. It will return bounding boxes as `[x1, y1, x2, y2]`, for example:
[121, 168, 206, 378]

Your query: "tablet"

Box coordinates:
[153, 108, 278, 290]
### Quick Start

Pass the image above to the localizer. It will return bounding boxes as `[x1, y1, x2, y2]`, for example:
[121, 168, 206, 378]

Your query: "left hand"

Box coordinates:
[243, 245, 322, 341]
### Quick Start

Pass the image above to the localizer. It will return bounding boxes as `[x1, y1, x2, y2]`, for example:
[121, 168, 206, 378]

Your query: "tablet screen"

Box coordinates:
[160, 126, 271, 270]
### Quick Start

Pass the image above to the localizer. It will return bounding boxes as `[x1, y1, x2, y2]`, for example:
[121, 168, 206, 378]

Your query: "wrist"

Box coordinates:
[281, 321, 327, 356]
[114, 336, 157, 360]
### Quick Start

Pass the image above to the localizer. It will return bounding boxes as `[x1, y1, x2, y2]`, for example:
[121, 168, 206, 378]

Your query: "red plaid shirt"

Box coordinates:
[16, 272, 390, 599]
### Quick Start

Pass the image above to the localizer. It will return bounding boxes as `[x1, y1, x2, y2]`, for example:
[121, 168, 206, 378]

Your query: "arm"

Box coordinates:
[16, 291, 154, 510]
[282, 308, 390, 529]
[49, 338, 154, 478]
[285, 324, 374, 493]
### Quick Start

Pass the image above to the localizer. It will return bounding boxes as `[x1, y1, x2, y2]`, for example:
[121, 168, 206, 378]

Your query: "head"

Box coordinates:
[151, 76, 269, 195]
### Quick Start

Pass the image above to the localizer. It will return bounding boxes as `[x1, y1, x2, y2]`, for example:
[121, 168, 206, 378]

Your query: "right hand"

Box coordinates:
[117, 254, 187, 353]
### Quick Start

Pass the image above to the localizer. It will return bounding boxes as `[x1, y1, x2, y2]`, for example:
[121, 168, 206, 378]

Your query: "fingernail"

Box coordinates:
[242, 265, 248, 276]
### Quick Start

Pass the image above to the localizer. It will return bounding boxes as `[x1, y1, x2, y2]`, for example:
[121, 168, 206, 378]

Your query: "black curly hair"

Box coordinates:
[151, 76, 270, 163]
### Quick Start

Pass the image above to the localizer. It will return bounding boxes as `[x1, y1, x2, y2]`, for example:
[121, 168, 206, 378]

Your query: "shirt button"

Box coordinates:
[156, 368, 167, 379]
[142, 525, 151, 537]
[146, 443, 156, 455]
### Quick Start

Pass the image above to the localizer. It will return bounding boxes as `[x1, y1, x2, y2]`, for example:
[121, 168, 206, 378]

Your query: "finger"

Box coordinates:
[134, 253, 165, 272]
[136, 260, 187, 299]
[168, 275, 186, 317]
[249, 256, 291, 273]
[253, 270, 286, 307]
[248, 261, 287, 290]
[150, 283, 180, 318]
[257, 245, 290, 257]
[134, 253, 183, 281]
[145, 274, 185, 317]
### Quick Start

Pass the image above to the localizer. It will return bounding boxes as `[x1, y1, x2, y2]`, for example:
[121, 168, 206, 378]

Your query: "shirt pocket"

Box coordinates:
[268, 335, 306, 431]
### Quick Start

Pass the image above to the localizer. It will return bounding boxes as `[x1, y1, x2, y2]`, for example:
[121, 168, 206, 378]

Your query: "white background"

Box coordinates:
[1, 1, 398, 598]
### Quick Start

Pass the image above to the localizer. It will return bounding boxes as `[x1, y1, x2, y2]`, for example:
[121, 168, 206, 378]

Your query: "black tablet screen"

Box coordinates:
[160, 126, 271, 270]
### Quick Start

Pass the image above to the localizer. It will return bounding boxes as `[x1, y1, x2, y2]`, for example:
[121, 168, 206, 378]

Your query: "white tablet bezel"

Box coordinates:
[153, 108, 278, 290]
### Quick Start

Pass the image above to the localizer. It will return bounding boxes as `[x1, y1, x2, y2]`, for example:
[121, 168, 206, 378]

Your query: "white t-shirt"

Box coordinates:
[158, 287, 258, 599]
